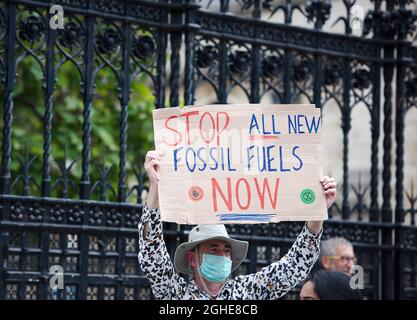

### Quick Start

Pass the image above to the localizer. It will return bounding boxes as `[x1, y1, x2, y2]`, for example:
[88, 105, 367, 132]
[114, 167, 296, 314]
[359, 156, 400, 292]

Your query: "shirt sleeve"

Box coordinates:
[232, 223, 322, 300]
[137, 204, 186, 299]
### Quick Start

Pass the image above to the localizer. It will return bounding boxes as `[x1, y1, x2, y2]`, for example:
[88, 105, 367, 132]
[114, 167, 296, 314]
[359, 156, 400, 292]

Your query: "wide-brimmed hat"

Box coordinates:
[174, 224, 249, 276]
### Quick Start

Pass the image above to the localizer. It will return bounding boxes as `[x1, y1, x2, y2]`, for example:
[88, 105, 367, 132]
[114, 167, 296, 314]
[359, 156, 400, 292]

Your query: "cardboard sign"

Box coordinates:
[152, 104, 328, 224]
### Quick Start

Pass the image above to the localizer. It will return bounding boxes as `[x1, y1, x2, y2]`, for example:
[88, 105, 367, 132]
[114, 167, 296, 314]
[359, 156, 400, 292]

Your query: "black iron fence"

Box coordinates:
[0, 0, 416, 300]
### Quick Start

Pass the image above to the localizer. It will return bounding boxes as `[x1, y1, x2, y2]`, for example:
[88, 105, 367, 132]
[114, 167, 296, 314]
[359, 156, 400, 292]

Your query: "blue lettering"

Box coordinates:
[197, 147, 207, 171]
[249, 114, 260, 135]
[266, 145, 277, 172]
[261, 114, 271, 135]
[247, 145, 255, 171]
[279, 146, 290, 172]
[297, 114, 305, 134]
[209, 147, 218, 170]
[292, 146, 303, 171]
[220, 147, 225, 171]
[185, 148, 196, 172]
[227, 148, 236, 171]
[173, 147, 183, 171]
[288, 115, 297, 134]
[257, 146, 267, 172]
[305, 116, 321, 133]
[271, 114, 281, 134]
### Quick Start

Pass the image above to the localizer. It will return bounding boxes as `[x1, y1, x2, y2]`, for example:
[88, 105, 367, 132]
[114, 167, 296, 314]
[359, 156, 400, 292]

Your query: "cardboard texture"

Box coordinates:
[153, 104, 328, 224]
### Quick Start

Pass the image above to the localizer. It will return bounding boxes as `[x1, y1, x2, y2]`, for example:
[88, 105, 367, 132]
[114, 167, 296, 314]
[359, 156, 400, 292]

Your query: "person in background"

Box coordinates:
[299, 270, 363, 300]
[319, 237, 356, 275]
[137, 150, 338, 300]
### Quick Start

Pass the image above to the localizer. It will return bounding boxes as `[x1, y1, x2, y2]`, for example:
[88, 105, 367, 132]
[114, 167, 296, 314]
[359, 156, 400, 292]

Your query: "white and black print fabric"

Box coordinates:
[138, 205, 322, 300]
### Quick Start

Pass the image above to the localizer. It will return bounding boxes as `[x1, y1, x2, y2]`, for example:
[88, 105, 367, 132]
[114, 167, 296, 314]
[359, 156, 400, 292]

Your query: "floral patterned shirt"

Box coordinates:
[138, 205, 322, 300]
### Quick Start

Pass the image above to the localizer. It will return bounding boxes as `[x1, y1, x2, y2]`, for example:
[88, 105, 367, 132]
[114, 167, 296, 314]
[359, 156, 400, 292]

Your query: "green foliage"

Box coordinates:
[0, 57, 155, 202]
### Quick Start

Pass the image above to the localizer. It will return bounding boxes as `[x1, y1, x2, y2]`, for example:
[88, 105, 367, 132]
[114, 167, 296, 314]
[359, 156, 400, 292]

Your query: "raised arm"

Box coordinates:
[232, 177, 337, 300]
[232, 223, 322, 299]
[137, 151, 185, 299]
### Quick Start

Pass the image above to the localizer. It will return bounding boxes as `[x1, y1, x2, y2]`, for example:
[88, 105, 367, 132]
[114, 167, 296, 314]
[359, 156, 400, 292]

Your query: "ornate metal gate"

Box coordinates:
[0, 0, 416, 300]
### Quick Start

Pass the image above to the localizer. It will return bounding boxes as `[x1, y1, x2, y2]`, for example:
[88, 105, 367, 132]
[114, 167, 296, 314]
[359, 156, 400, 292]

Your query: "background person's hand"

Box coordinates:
[321, 176, 337, 209]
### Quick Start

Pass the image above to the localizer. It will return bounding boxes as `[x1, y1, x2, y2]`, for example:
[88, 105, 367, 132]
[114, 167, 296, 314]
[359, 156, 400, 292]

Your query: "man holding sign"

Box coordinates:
[138, 104, 337, 299]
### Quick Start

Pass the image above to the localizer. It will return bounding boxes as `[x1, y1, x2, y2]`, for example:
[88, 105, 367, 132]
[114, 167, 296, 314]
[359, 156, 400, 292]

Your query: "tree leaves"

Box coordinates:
[6, 56, 155, 201]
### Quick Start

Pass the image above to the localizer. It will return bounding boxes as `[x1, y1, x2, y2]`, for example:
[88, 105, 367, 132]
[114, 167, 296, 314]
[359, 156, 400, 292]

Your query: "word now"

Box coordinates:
[211, 177, 280, 212]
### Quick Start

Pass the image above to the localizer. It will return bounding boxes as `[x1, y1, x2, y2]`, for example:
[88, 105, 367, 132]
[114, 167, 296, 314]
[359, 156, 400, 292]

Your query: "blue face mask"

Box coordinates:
[199, 253, 232, 283]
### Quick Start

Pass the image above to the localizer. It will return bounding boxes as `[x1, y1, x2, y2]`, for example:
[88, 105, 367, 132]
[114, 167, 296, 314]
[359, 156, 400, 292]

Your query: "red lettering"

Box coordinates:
[254, 178, 280, 209]
[180, 111, 199, 145]
[211, 178, 232, 212]
[236, 178, 251, 210]
[216, 112, 230, 145]
[163, 115, 182, 146]
[199, 112, 216, 144]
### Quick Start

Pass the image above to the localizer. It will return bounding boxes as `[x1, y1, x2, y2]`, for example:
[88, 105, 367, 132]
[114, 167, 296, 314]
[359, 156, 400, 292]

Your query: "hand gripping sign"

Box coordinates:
[152, 104, 328, 224]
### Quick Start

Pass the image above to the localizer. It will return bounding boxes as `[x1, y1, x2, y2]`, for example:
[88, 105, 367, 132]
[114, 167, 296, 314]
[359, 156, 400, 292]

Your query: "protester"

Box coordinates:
[319, 237, 356, 274]
[299, 270, 363, 300]
[138, 150, 337, 300]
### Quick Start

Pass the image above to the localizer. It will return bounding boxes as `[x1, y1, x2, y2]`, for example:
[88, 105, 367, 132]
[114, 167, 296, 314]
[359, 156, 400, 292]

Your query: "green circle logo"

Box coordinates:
[300, 188, 316, 204]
